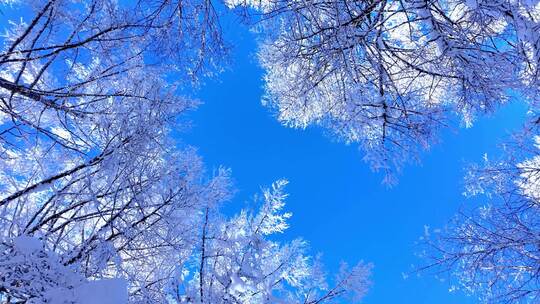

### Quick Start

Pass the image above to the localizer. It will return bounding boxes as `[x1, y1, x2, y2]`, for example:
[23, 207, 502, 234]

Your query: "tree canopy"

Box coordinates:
[1, 0, 540, 303]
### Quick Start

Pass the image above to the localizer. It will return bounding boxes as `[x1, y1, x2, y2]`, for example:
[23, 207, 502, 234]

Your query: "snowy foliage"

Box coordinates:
[0, 1, 372, 303]
[1, 235, 128, 303]
[0, 1, 232, 301]
[237, 0, 540, 181]
[172, 180, 372, 303]
[423, 124, 540, 303]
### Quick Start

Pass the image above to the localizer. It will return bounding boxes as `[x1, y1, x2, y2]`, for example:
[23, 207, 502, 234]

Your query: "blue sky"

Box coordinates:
[0, 3, 528, 303]
[183, 17, 527, 304]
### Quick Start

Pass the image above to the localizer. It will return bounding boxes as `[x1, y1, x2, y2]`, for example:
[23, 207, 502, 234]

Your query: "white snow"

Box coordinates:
[44, 278, 127, 304]
[74, 278, 128, 304]
[13, 235, 42, 253]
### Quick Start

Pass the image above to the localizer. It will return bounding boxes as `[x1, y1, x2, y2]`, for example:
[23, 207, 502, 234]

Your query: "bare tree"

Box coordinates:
[421, 122, 540, 303]
[229, 0, 540, 182]
[0, 1, 373, 303]
[0, 0, 231, 302]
